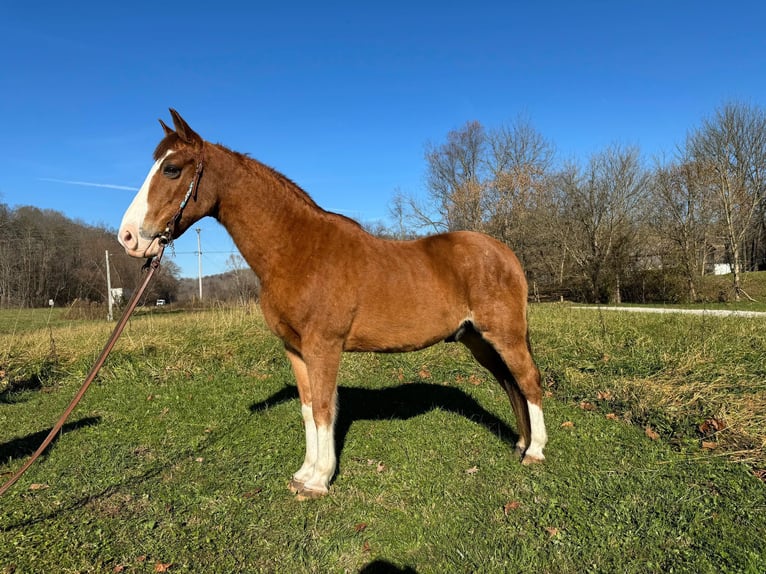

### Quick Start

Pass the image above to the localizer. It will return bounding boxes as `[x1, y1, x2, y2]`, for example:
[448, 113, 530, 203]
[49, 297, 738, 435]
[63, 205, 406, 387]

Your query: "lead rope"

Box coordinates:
[0, 147, 205, 498]
[0, 246, 166, 497]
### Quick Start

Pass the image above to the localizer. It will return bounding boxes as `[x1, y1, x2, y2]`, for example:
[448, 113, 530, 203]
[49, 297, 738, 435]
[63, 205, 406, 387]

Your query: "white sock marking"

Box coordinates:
[294, 403, 317, 483]
[525, 401, 547, 459]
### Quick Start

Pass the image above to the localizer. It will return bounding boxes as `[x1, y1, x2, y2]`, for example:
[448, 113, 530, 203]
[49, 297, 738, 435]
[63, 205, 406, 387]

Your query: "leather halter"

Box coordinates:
[159, 146, 205, 245]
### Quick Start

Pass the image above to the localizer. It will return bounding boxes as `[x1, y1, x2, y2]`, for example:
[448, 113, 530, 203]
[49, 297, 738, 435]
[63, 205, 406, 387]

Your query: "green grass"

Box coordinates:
[1, 305, 764, 573]
[0, 307, 89, 336]
[535, 304, 766, 464]
[697, 270, 766, 305]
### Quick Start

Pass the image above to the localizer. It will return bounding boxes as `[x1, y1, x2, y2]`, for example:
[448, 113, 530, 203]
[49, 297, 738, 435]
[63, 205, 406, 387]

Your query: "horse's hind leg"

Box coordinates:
[460, 321, 547, 463]
[459, 327, 529, 454]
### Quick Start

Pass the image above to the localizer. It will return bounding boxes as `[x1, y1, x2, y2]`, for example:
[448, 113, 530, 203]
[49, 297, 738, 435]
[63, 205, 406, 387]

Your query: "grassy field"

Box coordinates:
[1, 304, 764, 573]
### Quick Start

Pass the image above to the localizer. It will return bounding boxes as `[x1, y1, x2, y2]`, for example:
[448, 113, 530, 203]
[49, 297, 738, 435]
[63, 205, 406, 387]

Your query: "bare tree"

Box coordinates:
[424, 120, 488, 232]
[686, 102, 766, 299]
[226, 253, 260, 304]
[483, 116, 556, 285]
[649, 159, 716, 301]
[388, 188, 442, 235]
[558, 145, 649, 302]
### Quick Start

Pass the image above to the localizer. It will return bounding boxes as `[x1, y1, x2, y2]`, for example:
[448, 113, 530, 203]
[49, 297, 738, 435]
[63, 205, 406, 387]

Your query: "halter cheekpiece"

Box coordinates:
[159, 147, 205, 245]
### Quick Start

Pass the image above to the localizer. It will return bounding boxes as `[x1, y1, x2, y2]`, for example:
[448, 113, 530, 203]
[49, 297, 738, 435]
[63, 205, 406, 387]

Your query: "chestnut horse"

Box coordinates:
[118, 110, 547, 498]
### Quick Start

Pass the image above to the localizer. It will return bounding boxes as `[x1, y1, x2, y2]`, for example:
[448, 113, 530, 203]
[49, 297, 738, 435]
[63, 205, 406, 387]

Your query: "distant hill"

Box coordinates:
[177, 268, 260, 304]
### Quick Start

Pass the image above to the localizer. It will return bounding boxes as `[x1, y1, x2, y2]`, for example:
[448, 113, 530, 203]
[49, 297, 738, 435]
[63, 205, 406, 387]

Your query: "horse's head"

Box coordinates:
[118, 109, 212, 258]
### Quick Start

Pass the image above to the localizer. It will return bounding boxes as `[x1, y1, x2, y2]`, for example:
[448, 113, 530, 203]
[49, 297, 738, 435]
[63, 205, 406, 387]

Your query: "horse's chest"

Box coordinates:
[258, 291, 351, 352]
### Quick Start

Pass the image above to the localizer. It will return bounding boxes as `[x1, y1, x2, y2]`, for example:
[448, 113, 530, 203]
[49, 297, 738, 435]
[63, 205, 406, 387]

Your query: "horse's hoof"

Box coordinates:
[521, 454, 545, 465]
[288, 478, 304, 494]
[294, 486, 328, 501]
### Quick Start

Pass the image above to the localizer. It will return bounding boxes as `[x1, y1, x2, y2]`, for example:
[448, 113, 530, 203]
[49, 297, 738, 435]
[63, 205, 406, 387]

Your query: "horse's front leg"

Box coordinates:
[285, 343, 341, 499]
[285, 348, 316, 494]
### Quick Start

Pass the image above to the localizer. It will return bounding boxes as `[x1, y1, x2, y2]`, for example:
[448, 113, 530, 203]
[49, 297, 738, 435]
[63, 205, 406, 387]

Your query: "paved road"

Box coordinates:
[572, 306, 766, 318]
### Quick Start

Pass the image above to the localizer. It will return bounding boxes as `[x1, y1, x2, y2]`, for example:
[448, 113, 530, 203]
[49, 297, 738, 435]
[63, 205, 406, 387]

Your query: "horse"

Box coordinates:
[118, 109, 548, 499]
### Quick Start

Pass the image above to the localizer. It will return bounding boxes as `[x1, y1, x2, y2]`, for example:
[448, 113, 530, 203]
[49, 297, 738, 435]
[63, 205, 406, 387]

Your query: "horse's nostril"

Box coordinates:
[120, 226, 138, 249]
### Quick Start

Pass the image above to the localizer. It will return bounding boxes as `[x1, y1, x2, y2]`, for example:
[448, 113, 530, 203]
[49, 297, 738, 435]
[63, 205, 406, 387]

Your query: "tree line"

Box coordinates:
[0, 204, 179, 309]
[388, 101, 766, 303]
[3, 100, 765, 308]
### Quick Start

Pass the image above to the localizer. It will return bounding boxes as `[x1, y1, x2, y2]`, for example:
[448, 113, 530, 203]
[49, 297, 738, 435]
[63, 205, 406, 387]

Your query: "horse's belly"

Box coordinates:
[344, 301, 465, 353]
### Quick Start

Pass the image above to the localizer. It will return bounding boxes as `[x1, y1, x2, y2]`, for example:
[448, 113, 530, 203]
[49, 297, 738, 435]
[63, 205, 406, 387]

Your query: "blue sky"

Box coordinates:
[2, 1, 766, 278]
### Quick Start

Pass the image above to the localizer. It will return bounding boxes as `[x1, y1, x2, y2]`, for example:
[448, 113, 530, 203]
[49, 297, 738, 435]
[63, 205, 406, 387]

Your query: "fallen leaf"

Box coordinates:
[376, 462, 386, 473]
[195, 457, 204, 463]
[560, 421, 574, 428]
[136, 555, 147, 563]
[466, 466, 479, 475]
[645, 427, 660, 441]
[468, 374, 482, 386]
[418, 367, 431, 380]
[701, 441, 717, 450]
[545, 527, 560, 537]
[503, 501, 521, 515]
[362, 541, 371, 553]
[606, 413, 619, 420]
[579, 401, 596, 411]
[752, 468, 766, 483]
[354, 522, 368, 533]
[113, 566, 126, 573]
[597, 390, 613, 401]
[544, 390, 554, 398]
[699, 417, 727, 435]
[154, 562, 173, 572]
[28, 483, 49, 491]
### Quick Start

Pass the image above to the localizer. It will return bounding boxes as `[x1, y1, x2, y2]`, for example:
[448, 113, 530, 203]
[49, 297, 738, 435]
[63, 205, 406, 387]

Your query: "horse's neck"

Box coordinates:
[211, 148, 327, 283]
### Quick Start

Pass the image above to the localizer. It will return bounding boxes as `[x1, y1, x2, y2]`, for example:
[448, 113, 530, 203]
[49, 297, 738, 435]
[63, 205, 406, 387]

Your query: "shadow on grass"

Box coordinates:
[1, 359, 59, 404]
[359, 560, 418, 573]
[0, 416, 102, 466]
[0, 375, 43, 404]
[250, 382, 520, 458]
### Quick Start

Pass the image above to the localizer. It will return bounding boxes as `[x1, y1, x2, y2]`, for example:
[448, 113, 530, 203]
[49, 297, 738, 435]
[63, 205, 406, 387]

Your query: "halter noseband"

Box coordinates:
[159, 146, 205, 245]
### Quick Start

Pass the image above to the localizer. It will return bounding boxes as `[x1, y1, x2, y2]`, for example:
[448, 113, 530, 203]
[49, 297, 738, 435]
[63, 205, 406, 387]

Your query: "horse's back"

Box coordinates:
[415, 230, 528, 294]
[342, 230, 528, 352]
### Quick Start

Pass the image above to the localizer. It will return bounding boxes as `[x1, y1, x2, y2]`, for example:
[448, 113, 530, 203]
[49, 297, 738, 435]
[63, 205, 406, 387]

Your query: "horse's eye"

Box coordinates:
[162, 164, 182, 179]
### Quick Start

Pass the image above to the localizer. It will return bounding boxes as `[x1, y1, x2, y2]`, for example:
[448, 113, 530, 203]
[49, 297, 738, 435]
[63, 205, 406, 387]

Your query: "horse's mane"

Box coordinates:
[153, 135, 362, 229]
[249, 156, 364, 229]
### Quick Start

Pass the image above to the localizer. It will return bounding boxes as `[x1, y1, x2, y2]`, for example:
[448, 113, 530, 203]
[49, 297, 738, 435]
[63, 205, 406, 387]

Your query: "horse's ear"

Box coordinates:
[169, 109, 202, 145]
[159, 119, 174, 136]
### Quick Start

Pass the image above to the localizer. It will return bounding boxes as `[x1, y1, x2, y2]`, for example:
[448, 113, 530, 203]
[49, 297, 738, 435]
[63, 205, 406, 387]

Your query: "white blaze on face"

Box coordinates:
[118, 151, 170, 257]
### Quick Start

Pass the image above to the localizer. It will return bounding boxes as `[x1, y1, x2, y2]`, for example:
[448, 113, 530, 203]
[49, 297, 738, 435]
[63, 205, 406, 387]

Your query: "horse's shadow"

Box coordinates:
[0, 416, 102, 466]
[250, 382, 519, 459]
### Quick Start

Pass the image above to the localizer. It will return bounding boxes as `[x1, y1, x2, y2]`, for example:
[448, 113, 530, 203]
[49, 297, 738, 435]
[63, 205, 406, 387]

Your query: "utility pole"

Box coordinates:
[105, 250, 113, 321]
[196, 227, 203, 301]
